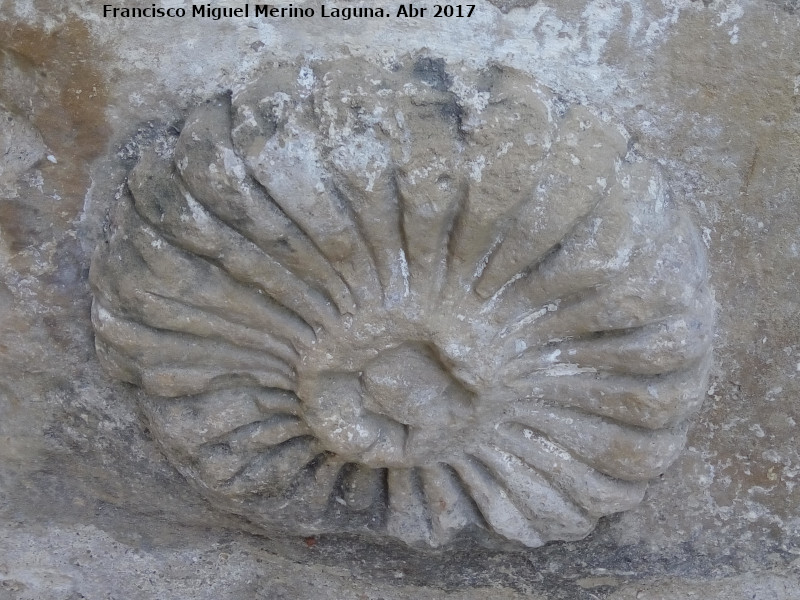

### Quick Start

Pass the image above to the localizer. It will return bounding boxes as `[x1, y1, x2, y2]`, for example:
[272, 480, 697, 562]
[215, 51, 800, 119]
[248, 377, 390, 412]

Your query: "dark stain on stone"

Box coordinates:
[0, 200, 40, 253]
[413, 57, 451, 92]
[766, 0, 799, 13]
[487, 0, 539, 14]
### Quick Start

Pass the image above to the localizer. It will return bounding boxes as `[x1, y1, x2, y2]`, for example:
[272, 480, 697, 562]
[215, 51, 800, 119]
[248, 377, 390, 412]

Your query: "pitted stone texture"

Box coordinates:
[89, 57, 713, 549]
[0, 108, 46, 194]
[487, 0, 541, 13]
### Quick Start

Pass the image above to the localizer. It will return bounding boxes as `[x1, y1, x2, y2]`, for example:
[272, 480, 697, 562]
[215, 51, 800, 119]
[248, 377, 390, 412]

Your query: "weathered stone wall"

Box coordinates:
[1, 1, 799, 598]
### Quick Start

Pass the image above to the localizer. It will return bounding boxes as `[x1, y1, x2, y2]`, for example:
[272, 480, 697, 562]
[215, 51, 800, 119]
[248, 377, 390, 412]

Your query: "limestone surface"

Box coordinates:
[2, 0, 799, 597]
[90, 57, 713, 548]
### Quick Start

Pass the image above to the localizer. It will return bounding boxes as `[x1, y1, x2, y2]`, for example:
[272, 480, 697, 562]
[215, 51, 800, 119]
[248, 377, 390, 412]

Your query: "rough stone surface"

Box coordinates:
[487, 0, 541, 14]
[1, 0, 800, 597]
[0, 108, 45, 195]
[89, 57, 712, 549]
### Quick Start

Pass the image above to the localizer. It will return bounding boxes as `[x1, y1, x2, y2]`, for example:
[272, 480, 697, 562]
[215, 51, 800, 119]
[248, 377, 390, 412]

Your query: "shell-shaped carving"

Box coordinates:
[90, 57, 713, 548]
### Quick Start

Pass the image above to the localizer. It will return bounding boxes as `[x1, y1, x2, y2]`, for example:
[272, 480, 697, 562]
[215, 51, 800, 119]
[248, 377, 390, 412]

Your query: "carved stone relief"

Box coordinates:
[89, 57, 714, 548]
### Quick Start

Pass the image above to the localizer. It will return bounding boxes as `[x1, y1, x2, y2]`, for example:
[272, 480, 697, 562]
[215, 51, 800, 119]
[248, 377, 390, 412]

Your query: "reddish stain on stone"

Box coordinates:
[1, 19, 110, 210]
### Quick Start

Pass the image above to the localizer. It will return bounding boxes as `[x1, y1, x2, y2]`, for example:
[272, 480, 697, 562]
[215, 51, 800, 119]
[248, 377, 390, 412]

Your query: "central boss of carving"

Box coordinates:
[90, 57, 714, 548]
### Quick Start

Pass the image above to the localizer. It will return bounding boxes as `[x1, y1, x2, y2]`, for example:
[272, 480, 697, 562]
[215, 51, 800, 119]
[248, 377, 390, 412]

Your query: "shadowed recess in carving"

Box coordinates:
[90, 56, 714, 549]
